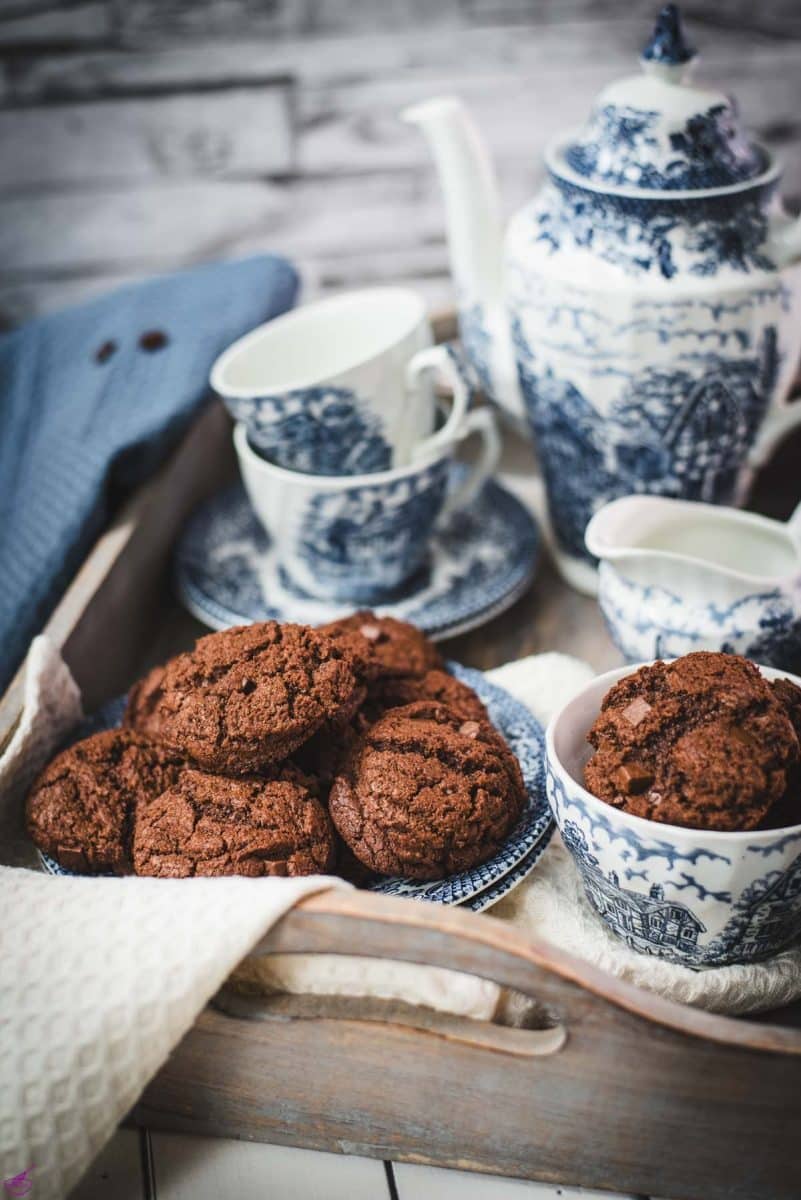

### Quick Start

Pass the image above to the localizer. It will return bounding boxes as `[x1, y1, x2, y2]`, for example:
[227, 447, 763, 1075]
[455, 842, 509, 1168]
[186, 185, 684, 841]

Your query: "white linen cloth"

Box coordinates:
[2, 639, 801, 1199]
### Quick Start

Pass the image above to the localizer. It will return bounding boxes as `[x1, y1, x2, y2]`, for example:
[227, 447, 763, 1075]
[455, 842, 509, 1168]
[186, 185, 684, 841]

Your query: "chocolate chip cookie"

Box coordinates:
[329, 701, 525, 879]
[133, 764, 335, 878]
[584, 653, 800, 831]
[124, 622, 362, 774]
[318, 612, 442, 682]
[364, 669, 489, 724]
[27, 729, 184, 874]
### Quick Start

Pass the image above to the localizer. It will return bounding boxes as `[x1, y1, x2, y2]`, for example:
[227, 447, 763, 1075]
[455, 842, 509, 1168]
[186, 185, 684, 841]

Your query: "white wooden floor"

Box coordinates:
[70, 1128, 665, 1200]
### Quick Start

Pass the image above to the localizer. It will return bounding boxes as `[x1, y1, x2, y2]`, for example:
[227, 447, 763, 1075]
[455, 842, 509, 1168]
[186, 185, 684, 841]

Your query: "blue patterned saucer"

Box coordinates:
[173, 470, 539, 641]
[462, 824, 554, 912]
[38, 666, 551, 907]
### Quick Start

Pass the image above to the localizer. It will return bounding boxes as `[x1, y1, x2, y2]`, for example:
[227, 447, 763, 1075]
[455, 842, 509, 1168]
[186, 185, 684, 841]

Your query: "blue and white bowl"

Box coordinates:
[546, 661, 801, 967]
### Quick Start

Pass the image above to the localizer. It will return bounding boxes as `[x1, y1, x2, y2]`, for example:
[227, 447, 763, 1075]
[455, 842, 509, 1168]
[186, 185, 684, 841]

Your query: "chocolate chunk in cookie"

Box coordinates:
[329, 701, 525, 880]
[124, 622, 363, 774]
[27, 729, 184, 874]
[133, 764, 335, 878]
[584, 653, 800, 831]
[318, 612, 442, 682]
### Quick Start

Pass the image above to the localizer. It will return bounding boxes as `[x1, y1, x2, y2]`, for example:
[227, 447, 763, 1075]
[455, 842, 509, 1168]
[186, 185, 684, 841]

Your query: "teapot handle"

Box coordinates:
[787, 499, 801, 542]
[767, 208, 801, 268]
[747, 214, 801, 468]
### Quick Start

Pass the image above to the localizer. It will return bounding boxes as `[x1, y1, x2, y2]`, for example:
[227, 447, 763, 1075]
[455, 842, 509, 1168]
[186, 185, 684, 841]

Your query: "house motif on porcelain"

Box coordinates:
[563, 823, 705, 957]
[703, 849, 801, 963]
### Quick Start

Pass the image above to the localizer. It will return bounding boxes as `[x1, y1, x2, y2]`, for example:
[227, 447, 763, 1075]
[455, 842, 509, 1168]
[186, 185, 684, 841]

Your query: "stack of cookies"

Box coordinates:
[27, 614, 526, 883]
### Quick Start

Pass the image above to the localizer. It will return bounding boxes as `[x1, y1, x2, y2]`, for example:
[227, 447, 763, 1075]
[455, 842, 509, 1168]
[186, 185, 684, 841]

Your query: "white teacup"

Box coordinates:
[233, 411, 500, 602]
[213, 288, 469, 475]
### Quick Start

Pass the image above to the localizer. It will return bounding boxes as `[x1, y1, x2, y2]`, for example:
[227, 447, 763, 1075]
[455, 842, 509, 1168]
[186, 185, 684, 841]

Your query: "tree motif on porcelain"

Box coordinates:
[565, 103, 766, 192]
[515, 315, 778, 560]
[533, 177, 774, 280]
[294, 461, 449, 601]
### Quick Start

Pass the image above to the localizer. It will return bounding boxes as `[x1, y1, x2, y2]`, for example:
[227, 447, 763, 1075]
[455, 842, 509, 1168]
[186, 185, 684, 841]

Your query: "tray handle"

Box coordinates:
[250, 888, 801, 1057]
[214, 987, 567, 1060]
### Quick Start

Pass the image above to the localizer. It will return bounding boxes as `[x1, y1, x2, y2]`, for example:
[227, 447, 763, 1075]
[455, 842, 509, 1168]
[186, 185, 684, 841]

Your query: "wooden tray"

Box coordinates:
[3, 320, 801, 1200]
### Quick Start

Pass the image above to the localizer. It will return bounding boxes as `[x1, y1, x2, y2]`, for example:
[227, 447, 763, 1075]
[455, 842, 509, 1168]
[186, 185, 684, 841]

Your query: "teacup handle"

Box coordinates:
[438, 405, 502, 517]
[405, 345, 471, 460]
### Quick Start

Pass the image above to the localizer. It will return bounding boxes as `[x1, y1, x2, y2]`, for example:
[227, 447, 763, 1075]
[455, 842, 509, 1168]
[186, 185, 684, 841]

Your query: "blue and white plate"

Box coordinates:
[38, 666, 551, 906]
[462, 824, 554, 913]
[173, 469, 540, 641]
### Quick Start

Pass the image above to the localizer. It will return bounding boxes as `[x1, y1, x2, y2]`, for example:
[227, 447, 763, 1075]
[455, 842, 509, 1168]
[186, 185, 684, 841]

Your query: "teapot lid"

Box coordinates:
[557, 5, 768, 193]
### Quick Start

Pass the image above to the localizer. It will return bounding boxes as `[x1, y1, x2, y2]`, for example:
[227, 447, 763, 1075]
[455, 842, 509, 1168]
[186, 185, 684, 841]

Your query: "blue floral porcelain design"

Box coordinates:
[512, 304, 780, 561]
[548, 728, 801, 967]
[598, 562, 801, 671]
[458, 301, 495, 398]
[564, 105, 767, 194]
[40, 668, 552, 909]
[562, 7, 765, 193]
[173, 470, 540, 640]
[546, 177, 773, 279]
[224, 385, 393, 475]
[293, 458, 449, 604]
[532, 177, 775, 282]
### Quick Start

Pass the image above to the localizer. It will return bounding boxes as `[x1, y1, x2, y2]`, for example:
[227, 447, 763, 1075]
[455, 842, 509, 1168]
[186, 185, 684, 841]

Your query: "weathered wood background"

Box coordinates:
[1, 1, 800, 327]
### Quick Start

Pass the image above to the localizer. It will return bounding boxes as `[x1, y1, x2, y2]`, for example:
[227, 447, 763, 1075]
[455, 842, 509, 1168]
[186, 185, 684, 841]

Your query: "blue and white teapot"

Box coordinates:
[405, 5, 801, 593]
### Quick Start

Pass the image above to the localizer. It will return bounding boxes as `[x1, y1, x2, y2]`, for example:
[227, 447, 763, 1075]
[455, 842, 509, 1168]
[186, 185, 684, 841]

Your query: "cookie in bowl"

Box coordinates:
[547, 651, 801, 967]
[584, 653, 799, 831]
[329, 701, 525, 880]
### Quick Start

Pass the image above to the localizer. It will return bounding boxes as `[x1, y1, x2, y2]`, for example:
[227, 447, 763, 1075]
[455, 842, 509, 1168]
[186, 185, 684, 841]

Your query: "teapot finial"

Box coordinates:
[641, 5, 696, 80]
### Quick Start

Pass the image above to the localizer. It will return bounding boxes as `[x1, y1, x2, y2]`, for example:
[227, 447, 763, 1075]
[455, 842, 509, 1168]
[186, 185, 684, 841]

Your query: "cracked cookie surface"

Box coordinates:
[132, 764, 335, 878]
[124, 621, 362, 773]
[363, 669, 489, 725]
[584, 652, 800, 831]
[27, 729, 184, 874]
[318, 612, 442, 682]
[329, 701, 525, 879]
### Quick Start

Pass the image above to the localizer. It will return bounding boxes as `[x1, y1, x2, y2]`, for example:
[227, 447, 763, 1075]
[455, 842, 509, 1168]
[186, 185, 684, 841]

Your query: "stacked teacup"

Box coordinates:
[212, 288, 500, 605]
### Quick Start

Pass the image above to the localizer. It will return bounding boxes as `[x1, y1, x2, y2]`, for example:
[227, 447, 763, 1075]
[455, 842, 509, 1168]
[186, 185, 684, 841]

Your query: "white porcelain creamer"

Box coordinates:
[586, 493, 801, 669]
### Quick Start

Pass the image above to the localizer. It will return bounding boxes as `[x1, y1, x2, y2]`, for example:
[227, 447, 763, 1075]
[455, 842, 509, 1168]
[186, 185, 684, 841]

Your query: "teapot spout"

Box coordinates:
[402, 96, 523, 418]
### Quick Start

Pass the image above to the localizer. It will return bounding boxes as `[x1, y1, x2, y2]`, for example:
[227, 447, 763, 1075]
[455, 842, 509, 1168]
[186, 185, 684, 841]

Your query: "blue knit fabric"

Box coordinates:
[0, 255, 299, 691]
